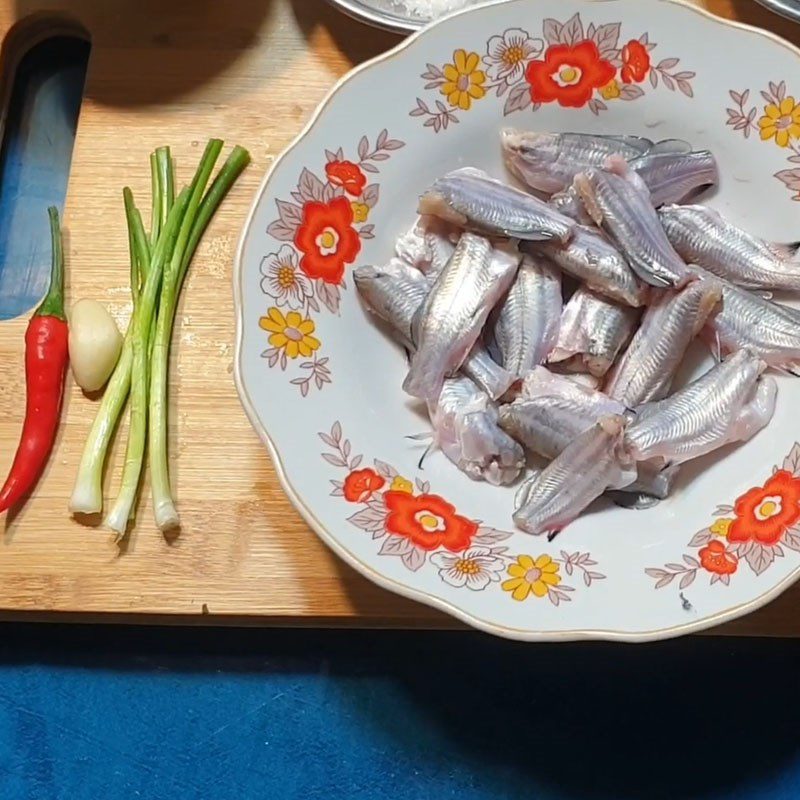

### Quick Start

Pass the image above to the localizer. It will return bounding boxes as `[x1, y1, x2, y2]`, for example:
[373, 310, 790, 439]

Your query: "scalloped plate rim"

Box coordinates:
[233, 0, 800, 642]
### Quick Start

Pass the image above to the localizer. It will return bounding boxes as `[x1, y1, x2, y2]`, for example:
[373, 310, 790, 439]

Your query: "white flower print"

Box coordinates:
[483, 28, 543, 85]
[260, 244, 314, 310]
[430, 547, 506, 591]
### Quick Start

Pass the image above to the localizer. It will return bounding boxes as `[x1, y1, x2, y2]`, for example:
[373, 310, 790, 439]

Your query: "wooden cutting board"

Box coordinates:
[0, 0, 798, 634]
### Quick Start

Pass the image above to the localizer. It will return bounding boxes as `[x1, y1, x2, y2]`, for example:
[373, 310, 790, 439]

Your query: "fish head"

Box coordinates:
[353, 260, 425, 316]
[501, 129, 562, 166]
[500, 129, 566, 193]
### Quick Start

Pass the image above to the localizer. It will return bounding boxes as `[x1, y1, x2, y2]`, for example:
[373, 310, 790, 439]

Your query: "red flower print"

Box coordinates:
[325, 160, 367, 197]
[383, 491, 477, 552]
[621, 40, 650, 84]
[699, 540, 738, 576]
[728, 470, 800, 546]
[525, 41, 616, 108]
[343, 469, 385, 503]
[294, 197, 361, 284]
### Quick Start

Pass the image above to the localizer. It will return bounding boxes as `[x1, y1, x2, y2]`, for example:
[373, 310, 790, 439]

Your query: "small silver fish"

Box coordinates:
[630, 150, 719, 207]
[660, 204, 800, 292]
[494, 253, 561, 378]
[354, 259, 429, 349]
[429, 376, 525, 486]
[625, 350, 776, 465]
[513, 415, 636, 536]
[694, 267, 800, 371]
[404, 233, 519, 401]
[531, 225, 648, 307]
[498, 367, 626, 460]
[501, 129, 653, 195]
[605, 279, 722, 406]
[418, 167, 574, 242]
[353, 259, 514, 400]
[395, 215, 457, 281]
[549, 287, 640, 378]
[574, 162, 691, 288]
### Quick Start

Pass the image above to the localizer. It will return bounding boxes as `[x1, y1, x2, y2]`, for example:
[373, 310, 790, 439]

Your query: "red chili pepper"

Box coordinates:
[0, 207, 68, 513]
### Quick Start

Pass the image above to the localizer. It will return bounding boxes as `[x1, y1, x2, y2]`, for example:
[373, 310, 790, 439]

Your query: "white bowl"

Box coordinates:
[235, 0, 800, 641]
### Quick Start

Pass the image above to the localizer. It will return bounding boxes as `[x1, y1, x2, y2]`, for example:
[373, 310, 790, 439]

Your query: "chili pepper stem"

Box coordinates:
[37, 207, 66, 320]
[149, 144, 249, 531]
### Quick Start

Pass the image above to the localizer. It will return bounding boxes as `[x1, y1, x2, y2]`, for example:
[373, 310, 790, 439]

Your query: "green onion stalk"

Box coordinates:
[104, 186, 188, 534]
[149, 152, 161, 250]
[149, 143, 250, 531]
[70, 141, 249, 526]
[68, 186, 186, 518]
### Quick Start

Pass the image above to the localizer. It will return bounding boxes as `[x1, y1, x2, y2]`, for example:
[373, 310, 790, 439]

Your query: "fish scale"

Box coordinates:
[418, 167, 573, 242]
[625, 349, 775, 464]
[693, 266, 800, 370]
[353, 259, 514, 400]
[494, 253, 561, 378]
[501, 129, 653, 195]
[630, 150, 718, 207]
[574, 166, 691, 288]
[531, 225, 647, 307]
[404, 232, 519, 401]
[513, 416, 636, 536]
[660, 204, 800, 292]
[605, 280, 722, 406]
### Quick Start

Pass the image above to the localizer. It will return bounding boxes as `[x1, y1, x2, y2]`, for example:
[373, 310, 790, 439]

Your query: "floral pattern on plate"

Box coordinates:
[727, 81, 800, 200]
[646, 443, 800, 591]
[410, 13, 695, 131]
[260, 130, 405, 395]
[320, 422, 605, 606]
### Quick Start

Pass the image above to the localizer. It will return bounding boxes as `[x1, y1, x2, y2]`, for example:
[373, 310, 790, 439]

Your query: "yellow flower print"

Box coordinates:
[351, 202, 369, 223]
[502, 554, 561, 601]
[259, 307, 320, 359]
[710, 518, 733, 538]
[600, 79, 621, 101]
[441, 49, 486, 111]
[759, 97, 800, 147]
[390, 476, 414, 494]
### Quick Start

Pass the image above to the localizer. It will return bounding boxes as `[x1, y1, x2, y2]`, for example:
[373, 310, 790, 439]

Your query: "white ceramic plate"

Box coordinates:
[235, 0, 800, 641]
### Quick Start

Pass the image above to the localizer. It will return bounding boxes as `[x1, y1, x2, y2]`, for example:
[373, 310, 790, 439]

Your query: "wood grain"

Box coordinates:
[0, 0, 798, 635]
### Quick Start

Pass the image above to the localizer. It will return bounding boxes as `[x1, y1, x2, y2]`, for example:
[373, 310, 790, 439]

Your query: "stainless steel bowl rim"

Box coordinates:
[756, 0, 800, 23]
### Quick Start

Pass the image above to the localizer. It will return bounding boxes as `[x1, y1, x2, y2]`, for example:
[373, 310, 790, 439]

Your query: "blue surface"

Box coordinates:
[1, 627, 800, 799]
[0, 37, 88, 320]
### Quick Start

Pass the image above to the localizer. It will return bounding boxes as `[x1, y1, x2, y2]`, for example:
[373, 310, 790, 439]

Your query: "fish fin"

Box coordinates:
[607, 491, 661, 510]
[405, 432, 434, 441]
[647, 138, 692, 155]
[591, 133, 654, 153]
[769, 364, 800, 378]
[573, 173, 604, 226]
[712, 331, 722, 364]
[416, 437, 442, 470]
[766, 240, 800, 262]
[546, 529, 562, 543]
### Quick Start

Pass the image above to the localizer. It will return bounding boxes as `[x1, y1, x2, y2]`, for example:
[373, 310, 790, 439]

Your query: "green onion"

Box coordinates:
[70, 140, 249, 529]
[104, 187, 188, 534]
[149, 144, 250, 531]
